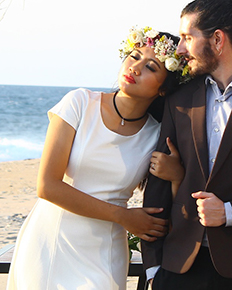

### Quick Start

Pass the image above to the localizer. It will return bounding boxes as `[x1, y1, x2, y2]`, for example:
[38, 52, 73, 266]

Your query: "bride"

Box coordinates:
[7, 26, 187, 290]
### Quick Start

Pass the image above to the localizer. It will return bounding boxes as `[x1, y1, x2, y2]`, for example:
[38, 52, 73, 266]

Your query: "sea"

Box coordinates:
[0, 85, 111, 162]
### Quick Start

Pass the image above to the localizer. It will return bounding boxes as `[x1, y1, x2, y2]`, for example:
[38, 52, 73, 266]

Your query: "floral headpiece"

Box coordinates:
[119, 26, 190, 83]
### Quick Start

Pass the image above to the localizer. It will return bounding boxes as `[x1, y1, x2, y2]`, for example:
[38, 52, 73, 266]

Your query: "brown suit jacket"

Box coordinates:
[142, 75, 232, 278]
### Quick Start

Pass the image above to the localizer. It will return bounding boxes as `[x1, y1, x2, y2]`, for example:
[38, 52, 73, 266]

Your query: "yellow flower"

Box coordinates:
[126, 38, 135, 50]
[182, 65, 189, 76]
[174, 51, 180, 59]
[144, 26, 151, 33]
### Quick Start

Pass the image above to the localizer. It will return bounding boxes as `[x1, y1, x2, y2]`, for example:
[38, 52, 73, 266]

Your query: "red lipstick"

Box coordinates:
[124, 74, 136, 84]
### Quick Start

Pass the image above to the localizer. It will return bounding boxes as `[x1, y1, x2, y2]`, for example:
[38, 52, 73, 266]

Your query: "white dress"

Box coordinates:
[7, 88, 161, 290]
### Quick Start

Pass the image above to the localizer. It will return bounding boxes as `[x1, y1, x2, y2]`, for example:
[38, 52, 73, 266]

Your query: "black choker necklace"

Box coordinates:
[113, 91, 147, 126]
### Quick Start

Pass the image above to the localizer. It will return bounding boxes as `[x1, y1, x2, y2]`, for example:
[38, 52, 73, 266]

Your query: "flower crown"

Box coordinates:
[119, 26, 189, 83]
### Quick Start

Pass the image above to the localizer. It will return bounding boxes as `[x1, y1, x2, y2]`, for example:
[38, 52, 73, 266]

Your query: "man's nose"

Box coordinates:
[176, 39, 186, 56]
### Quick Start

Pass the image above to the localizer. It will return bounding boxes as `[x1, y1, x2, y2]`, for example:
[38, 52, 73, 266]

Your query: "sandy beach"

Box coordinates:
[0, 159, 149, 289]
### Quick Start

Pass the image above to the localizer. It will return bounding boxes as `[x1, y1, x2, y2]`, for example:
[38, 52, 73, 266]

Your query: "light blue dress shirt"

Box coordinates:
[205, 76, 232, 226]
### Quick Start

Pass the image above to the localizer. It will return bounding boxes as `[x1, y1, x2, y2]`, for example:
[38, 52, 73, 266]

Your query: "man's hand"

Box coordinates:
[192, 191, 226, 226]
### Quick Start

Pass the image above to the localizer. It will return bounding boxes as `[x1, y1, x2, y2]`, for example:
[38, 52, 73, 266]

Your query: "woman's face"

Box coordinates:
[118, 46, 168, 100]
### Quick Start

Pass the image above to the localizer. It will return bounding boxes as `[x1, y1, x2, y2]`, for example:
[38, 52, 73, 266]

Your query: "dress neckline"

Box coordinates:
[99, 92, 152, 138]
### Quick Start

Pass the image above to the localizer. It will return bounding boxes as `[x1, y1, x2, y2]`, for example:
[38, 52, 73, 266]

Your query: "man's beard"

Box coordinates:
[188, 40, 219, 77]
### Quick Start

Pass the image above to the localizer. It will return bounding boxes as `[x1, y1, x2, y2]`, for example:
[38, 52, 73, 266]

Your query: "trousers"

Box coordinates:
[152, 246, 232, 290]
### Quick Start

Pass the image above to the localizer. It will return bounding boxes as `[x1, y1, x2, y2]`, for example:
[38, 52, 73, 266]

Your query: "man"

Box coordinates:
[142, 0, 232, 289]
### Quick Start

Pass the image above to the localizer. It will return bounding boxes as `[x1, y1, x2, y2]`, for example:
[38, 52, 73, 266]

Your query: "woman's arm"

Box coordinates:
[149, 137, 184, 199]
[37, 114, 168, 241]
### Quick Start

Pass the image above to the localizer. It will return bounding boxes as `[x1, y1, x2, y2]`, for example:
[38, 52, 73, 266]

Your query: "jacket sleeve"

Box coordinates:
[141, 94, 178, 270]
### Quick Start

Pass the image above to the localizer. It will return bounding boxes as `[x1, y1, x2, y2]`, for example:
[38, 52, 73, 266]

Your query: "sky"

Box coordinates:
[0, 0, 190, 89]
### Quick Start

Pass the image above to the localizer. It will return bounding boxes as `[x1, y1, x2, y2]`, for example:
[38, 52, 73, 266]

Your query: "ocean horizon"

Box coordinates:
[0, 84, 111, 162]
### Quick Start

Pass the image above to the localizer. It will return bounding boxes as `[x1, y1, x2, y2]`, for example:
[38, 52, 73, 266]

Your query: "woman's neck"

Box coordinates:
[100, 92, 149, 136]
[113, 91, 147, 126]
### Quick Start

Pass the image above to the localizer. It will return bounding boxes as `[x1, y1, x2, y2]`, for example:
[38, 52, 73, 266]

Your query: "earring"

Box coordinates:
[217, 47, 222, 56]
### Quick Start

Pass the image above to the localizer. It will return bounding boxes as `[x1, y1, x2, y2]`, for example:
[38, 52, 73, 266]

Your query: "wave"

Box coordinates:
[0, 85, 112, 162]
[0, 138, 44, 162]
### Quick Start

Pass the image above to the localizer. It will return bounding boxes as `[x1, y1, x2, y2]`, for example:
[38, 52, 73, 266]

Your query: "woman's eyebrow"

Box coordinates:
[150, 58, 161, 69]
[134, 48, 161, 69]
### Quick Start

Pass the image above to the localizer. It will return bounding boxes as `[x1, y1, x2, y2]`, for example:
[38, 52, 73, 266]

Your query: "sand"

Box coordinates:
[0, 159, 150, 289]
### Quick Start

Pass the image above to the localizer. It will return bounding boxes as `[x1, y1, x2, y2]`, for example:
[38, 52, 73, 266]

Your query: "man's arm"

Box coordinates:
[142, 95, 178, 270]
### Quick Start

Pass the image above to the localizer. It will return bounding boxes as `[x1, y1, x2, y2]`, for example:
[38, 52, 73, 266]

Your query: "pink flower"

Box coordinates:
[146, 38, 155, 47]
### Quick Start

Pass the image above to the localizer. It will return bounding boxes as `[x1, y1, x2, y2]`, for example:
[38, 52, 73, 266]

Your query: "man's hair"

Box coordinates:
[181, 0, 232, 43]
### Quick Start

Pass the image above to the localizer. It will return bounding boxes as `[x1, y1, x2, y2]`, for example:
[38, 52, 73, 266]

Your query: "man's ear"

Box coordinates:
[213, 29, 225, 55]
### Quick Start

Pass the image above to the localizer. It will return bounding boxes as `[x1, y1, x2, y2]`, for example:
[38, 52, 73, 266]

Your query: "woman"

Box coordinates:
[7, 26, 188, 290]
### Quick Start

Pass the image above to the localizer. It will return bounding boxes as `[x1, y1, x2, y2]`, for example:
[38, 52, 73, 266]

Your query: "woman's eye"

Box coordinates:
[130, 54, 139, 60]
[146, 64, 156, 72]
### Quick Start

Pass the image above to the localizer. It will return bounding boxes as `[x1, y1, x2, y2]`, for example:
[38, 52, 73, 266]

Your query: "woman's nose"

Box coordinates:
[129, 65, 141, 76]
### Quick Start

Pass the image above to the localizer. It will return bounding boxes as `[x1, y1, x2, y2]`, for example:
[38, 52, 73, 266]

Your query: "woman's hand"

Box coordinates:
[149, 137, 184, 198]
[117, 207, 168, 242]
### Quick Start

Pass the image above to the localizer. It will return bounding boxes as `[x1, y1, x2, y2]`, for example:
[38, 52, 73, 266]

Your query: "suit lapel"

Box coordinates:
[209, 111, 232, 181]
[191, 78, 209, 182]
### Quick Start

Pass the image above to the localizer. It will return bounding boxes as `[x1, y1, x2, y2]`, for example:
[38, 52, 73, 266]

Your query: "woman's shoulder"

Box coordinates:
[136, 115, 161, 151]
[143, 114, 161, 135]
[57, 88, 102, 112]
[64, 88, 101, 102]
[147, 114, 160, 126]
[48, 88, 102, 127]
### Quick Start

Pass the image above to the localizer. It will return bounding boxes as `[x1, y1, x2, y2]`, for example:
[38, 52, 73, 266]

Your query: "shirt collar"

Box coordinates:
[205, 75, 232, 100]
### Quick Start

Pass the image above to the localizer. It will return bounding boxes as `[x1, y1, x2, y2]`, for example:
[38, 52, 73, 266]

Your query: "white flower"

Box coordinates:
[165, 57, 180, 72]
[166, 37, 174, 46]
[145, 29, 159, 39]
[128, 29, 145, 47]
[156, 54, 167, 62]
[119, 26, 190, 81]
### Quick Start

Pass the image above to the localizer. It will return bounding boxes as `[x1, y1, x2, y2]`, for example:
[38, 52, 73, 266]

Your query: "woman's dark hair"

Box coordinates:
[157, 32, 181, 98]
[181, 0, 232, 44]
[148, 32, 181, 122]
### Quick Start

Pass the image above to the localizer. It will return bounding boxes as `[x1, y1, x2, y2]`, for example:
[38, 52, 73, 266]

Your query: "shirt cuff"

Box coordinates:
[225, 202, 232, 226]
[146, 266, 160, 281]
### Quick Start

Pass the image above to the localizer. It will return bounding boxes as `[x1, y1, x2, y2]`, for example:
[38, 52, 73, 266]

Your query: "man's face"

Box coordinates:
[176, 13, 219, 77]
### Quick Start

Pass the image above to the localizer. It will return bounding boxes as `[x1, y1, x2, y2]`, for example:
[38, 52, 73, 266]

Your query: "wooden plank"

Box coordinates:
[0, 245, 14, 273]
[0, 244, 14, 257]
[129, 251, 149, 290]
[0, 245, 14, 261]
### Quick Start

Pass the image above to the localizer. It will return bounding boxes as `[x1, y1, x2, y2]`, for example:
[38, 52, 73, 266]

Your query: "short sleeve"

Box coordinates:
[48, 89, 87, 130]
